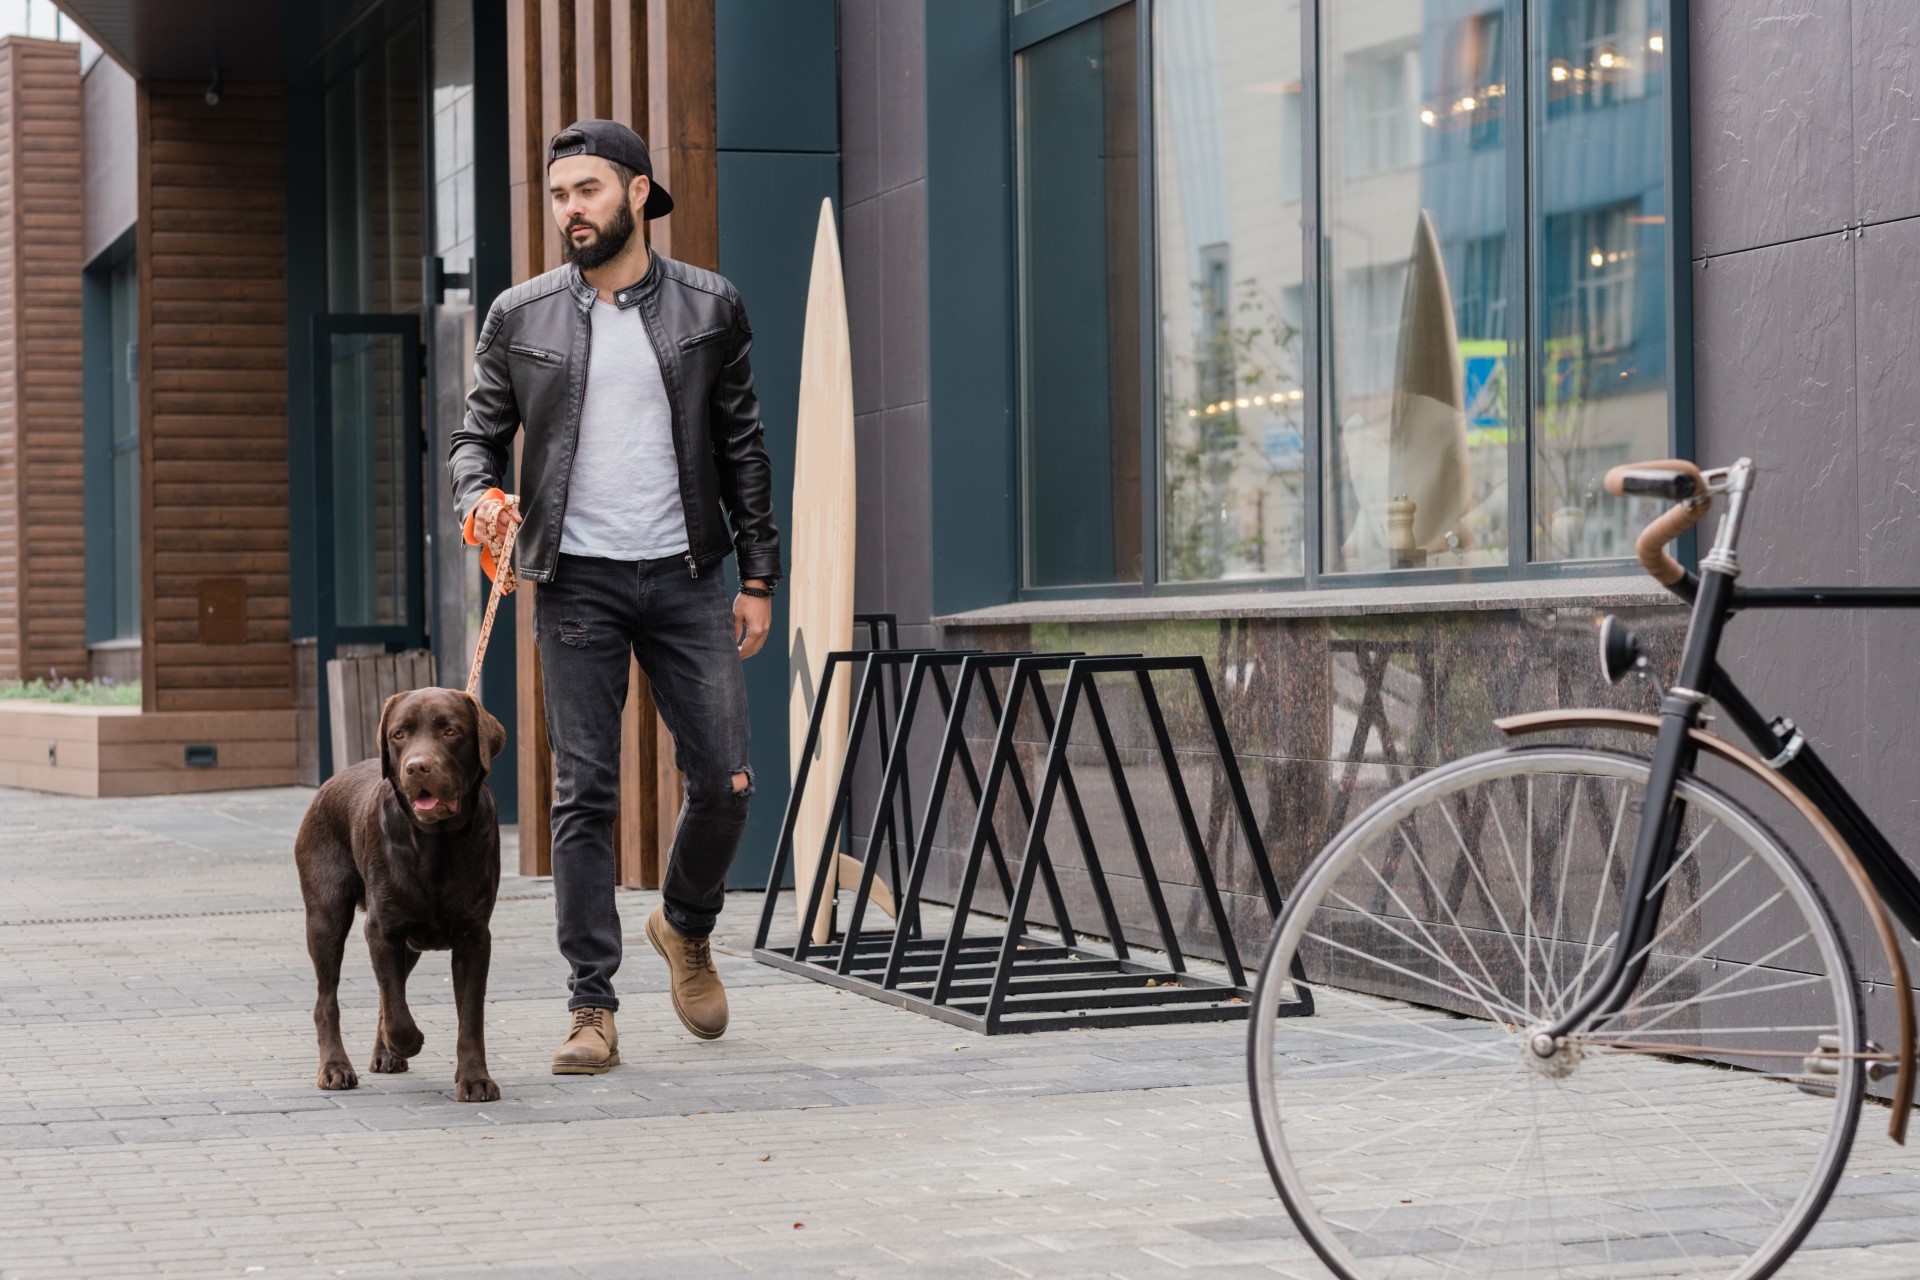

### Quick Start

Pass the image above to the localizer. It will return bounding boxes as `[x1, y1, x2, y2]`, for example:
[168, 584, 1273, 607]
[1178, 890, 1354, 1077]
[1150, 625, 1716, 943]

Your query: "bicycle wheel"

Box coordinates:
[1249, 746, 1863, 1280]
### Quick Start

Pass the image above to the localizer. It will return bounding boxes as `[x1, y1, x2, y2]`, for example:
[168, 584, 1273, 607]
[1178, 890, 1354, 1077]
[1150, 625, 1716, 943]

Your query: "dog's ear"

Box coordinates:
[466, 692, 507, 774]
[376, 691, 409, 789]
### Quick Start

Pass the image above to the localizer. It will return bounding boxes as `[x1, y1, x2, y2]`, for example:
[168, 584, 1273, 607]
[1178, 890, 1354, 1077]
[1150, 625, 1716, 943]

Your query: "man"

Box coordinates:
[449, 119, 780, 1074]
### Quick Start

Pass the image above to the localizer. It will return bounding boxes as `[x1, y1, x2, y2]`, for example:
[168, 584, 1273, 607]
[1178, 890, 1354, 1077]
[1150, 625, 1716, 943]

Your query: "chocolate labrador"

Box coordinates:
[295, 687, 508, 1102]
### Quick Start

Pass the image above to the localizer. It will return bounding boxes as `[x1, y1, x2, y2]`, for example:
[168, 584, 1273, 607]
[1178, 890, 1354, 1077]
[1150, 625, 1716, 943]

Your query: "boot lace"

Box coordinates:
[682, 934, 715, 974]
[571, 1007, 606, 1033]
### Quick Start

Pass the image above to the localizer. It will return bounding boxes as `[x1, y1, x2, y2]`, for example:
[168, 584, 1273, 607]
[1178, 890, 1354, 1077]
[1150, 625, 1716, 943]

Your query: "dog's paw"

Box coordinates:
[384, 1023, 425, 1058]
[455, 1075, 501, 1103]
[318, 1061, 359, 1091]
[368, 1044, 411, 1074]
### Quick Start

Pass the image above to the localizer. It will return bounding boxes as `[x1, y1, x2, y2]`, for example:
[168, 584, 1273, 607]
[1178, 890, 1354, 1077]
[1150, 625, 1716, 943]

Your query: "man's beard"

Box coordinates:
[565, 200, 636, 270]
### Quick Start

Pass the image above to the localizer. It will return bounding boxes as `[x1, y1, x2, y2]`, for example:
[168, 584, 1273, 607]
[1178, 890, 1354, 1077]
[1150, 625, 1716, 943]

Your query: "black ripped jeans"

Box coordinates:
[535, 552, 754, 1011]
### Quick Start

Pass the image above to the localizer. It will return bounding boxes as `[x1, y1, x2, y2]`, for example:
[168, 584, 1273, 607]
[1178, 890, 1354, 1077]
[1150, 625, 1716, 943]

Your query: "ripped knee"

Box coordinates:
[729, 768, 754, 798]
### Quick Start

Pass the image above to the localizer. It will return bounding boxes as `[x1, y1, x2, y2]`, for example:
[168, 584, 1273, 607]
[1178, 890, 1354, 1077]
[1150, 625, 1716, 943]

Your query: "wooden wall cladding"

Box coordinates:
[504, 0, 715, 882]
[136, 84, 292, 713]
[0, 38, 85, 683]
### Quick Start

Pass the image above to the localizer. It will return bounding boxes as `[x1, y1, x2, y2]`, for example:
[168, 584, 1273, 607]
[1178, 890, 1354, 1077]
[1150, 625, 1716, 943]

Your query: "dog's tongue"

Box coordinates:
[413, 795, 440, 813]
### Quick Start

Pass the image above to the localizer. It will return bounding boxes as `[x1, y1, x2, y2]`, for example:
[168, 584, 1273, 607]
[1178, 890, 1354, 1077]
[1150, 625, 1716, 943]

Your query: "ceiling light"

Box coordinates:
[1589, 250, 1605, 268]
[1648, 33, 1665, 52]
[1597, 51, 1616, 68]
[1550, 64, 1570, 82]
[1236, 398, 1251, 409]
[1420, 107, 1438, 126]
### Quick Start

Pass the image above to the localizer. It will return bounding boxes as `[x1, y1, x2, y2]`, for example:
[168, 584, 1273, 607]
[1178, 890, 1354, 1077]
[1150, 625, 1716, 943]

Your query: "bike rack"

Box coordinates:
[755, 648, 1313, 1033]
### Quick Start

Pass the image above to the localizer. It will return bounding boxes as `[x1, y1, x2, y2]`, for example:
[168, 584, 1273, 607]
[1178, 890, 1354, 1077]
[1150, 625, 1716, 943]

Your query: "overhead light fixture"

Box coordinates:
[1649, 33, 1665, 52]
[1551, 63, 1570, 82]
[1589, 249, 1606, 268]
[1597, 50, 1616, 68]
[1420, 107, 1438, 126]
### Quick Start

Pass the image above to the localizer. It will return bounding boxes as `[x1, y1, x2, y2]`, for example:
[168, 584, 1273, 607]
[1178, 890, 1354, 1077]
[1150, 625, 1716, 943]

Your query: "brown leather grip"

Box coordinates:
[1634, 498, 1709, 585]
[1603, 457, 1703, 497]
[1604, 459, 1709, 587]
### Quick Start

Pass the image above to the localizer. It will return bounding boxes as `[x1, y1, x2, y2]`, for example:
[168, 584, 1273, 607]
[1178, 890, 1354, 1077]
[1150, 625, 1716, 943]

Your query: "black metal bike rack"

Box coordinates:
[755, 646, 1313, 1033]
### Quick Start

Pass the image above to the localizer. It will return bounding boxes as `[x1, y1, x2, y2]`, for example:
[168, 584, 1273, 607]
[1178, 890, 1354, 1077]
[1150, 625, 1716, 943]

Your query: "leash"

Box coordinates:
[465, 499, 522, 699]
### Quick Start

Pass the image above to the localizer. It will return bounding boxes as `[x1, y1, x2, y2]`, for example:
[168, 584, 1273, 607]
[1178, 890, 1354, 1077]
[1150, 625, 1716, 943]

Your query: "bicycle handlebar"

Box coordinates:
[1604, 459, 1708, 588]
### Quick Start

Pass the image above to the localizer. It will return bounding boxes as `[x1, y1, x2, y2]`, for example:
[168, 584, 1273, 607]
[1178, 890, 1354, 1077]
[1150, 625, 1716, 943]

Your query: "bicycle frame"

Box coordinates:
[1506, 457, 1920, 1138]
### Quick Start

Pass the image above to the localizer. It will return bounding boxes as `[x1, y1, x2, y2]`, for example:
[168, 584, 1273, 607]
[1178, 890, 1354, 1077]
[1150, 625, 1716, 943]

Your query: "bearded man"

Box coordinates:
[449, 119, 781, 1072]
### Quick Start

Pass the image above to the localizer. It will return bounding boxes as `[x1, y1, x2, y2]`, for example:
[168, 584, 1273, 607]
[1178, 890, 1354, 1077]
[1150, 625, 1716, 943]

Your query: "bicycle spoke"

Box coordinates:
[1333, 869, 1530, 1026]
[1394, 824, 1516, 1015]
[1252, 749, 1861, 1280]
[1304, 929, 1533, 1024]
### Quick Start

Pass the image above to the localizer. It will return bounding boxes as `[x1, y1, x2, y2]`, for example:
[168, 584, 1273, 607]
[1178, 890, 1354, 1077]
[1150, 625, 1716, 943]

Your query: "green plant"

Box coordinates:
[0, 677, 142, 706]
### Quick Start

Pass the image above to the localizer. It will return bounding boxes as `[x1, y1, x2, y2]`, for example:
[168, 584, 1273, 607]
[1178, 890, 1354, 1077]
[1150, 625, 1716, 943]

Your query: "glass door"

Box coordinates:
[314, 313, 424, 775]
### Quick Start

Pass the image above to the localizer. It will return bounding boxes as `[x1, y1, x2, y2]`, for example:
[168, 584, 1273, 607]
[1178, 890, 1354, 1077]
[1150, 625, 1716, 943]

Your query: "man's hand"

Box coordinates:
[734, 581, 772, 659]
[473, 494, 522, 595]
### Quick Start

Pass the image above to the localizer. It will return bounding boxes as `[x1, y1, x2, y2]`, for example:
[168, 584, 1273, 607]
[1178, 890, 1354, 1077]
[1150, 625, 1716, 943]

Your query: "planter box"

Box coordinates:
[0, 703, 299, 797]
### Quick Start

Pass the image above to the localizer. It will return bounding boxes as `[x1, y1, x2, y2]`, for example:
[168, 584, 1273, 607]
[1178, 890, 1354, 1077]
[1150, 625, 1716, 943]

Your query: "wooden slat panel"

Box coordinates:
[646, 0, 717, 269]
[138, 84, 292, 715]
[539, 0, 578, 274]
[0, 40, 86, 681]
[576, 0, 613, 120]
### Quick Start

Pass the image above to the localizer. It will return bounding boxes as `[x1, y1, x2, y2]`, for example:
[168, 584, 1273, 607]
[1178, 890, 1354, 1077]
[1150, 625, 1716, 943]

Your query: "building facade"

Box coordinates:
[20, 0, 1919, 1028]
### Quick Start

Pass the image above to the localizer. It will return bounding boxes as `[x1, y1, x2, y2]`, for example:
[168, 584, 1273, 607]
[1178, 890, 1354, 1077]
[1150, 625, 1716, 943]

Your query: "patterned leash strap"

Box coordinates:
[464, 500, 522, 699]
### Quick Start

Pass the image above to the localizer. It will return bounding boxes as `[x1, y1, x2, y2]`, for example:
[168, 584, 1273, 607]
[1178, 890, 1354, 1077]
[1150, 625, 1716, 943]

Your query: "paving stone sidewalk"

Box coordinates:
[1, 784, 1917, 1279]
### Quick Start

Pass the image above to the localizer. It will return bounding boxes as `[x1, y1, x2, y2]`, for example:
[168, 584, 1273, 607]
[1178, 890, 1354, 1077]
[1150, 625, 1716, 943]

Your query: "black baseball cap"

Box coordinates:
[548, 119, 674, 219]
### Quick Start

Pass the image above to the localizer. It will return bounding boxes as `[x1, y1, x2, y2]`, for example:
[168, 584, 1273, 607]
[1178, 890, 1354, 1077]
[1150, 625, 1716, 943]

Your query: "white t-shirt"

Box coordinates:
[559, 298, 690, 560]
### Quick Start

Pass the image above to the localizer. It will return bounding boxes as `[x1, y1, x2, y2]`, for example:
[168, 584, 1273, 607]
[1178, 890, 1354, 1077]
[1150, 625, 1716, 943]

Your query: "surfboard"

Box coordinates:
[789, 198, 856, 943]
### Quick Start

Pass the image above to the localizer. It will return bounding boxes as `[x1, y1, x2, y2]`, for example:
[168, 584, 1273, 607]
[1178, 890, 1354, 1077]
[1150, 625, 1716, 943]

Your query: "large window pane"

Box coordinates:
[1018, 6, 1142, 588]
[1323, 2, 1511, 573]
[1154, 0, 1305, 582]
[1532, 0, 1670, 560]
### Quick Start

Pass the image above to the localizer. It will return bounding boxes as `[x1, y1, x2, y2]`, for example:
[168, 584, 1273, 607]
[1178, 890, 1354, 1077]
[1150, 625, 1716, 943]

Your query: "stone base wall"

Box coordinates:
[850, 602, 1699, 967]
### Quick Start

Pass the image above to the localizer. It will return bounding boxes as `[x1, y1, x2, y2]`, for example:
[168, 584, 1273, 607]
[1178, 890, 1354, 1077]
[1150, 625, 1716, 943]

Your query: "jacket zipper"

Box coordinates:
[543, 293, 592, 578]
[634, 275, 701, 575]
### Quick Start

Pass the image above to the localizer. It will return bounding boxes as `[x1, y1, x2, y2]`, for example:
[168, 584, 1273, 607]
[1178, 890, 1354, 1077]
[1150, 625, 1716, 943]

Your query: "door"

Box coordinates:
[314, 313, 425, 777]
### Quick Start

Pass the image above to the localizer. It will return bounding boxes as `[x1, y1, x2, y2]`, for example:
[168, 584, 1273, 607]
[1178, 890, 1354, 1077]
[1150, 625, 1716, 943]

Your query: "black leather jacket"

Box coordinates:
[449, 254, 782, 586]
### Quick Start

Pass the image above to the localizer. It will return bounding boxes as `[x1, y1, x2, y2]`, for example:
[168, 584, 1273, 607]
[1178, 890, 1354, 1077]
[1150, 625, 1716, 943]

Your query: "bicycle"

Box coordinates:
[1247, 456, 1920, 1279]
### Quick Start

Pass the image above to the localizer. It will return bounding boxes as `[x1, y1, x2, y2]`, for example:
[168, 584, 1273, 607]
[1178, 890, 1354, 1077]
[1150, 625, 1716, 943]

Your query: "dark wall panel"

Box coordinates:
[716, 148, 840, 889]
[1690, 0, 1854, 257]
[714, 0, 837, 153]
[1853, 0, 1920, 225]
[925, 0, 1016, 615]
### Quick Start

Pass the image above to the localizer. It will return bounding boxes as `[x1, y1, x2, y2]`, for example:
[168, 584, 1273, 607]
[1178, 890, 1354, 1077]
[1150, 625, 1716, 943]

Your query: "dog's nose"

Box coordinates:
[404, 756, 434, 777]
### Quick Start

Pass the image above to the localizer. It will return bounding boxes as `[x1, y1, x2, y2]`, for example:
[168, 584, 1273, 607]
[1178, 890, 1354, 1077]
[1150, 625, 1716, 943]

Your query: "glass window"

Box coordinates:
[1016, 5, 1142, 588]
[1008, 0, 1676, 593]
[1154, 0, 1306, 581]
[430, 0, 482, 688]
[325, 19, 426, 315]
[1532, 0, 1670, 561]
[1323, 3, 1512, 573]
[108, 253, 138, 640]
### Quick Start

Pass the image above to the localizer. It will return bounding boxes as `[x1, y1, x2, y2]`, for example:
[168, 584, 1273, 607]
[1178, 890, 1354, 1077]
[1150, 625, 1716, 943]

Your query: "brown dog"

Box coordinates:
[295, 687, 507, 1102]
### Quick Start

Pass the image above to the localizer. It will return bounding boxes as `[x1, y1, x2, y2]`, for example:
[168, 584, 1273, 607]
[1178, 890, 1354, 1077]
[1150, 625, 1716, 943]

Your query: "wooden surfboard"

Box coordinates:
[789, 198, 856, 943]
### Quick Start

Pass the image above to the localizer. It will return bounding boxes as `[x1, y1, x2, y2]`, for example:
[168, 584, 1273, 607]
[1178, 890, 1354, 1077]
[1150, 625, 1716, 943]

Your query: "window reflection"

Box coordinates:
[1324, 1, 1511, 574]
[1154, 0, 1306, 581]
[1017, 5, 1142, 587]
[1533, 0, 1670, 561]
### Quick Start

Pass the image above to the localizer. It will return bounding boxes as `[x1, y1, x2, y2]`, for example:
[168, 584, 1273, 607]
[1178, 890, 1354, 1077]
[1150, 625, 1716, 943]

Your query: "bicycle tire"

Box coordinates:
[1249, 746, 1864, 1280]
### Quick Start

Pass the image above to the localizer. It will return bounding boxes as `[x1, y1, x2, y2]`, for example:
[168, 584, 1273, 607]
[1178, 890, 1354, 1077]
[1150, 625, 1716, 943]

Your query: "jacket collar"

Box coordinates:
[564, 252, 661, 313]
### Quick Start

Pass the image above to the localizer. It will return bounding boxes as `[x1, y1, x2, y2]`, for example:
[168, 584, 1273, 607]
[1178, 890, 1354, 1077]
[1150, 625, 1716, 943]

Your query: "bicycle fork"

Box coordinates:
[1539, 465, 1755, 1054]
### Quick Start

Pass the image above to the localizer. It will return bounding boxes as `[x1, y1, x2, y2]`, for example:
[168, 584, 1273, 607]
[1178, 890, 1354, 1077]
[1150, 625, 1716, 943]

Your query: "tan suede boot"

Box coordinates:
[551, 1006, 619, 1074]
[646, 905, 728, 1040]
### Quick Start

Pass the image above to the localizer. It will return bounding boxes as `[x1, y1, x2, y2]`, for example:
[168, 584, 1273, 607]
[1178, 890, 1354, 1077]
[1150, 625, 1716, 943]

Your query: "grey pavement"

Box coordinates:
[0, 784, 1916, 1278]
